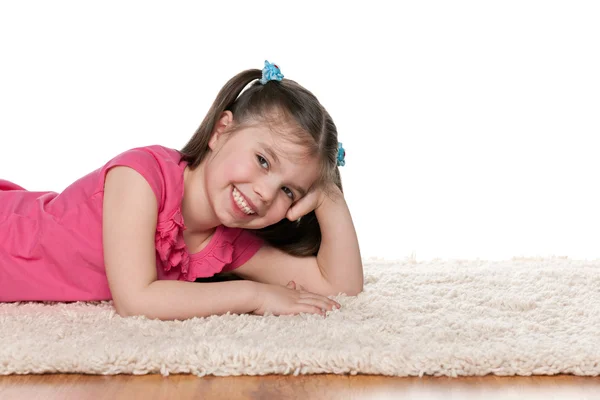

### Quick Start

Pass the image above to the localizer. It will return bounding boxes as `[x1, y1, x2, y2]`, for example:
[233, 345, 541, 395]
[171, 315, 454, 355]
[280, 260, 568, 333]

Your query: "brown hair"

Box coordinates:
[180, 68, 342, 257]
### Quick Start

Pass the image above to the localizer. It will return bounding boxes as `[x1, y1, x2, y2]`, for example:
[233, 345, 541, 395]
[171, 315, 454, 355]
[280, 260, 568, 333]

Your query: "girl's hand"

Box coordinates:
[252, 281, 341, 317]
[285, 184, 343, 222]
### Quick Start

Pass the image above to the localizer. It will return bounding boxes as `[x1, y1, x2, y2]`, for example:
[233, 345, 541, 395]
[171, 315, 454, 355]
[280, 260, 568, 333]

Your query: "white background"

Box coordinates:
[1, 1, 599, 261]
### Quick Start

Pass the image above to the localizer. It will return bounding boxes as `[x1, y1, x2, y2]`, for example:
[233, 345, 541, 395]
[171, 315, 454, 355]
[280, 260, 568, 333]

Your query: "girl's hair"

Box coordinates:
[180, 68, 342, 257]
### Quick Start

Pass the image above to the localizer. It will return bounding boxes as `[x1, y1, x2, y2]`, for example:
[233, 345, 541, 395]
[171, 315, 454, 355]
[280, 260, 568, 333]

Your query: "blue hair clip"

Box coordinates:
[259, 60, 284, 84]
[337, 142, 346, 167]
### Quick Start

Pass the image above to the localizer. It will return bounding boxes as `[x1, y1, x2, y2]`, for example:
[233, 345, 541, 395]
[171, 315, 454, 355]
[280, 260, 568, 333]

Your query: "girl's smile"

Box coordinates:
[231, 185, 257, 219]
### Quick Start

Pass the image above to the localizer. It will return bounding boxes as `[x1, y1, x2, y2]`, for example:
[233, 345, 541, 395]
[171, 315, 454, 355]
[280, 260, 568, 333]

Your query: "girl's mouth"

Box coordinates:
[231, 186, 256, 217]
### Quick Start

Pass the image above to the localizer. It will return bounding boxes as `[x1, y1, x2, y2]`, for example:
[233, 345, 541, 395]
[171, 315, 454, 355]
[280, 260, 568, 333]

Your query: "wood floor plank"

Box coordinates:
[1, 374, 600, 400]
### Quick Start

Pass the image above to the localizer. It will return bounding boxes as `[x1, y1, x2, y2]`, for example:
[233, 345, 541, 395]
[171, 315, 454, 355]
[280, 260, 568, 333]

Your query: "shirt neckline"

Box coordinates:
[189, 225, 224, 260]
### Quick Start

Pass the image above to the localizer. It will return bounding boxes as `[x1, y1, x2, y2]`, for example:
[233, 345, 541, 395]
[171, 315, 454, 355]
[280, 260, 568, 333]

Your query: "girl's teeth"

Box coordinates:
[233, 187, 255, 215]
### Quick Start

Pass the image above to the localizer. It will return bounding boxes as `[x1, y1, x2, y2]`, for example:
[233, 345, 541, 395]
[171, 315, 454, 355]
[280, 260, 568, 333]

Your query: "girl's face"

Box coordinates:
[188, 111, 321, 231]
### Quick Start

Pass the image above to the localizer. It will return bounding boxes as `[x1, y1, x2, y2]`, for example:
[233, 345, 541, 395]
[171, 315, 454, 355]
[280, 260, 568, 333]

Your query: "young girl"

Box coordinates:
[0, 61, 363, 321]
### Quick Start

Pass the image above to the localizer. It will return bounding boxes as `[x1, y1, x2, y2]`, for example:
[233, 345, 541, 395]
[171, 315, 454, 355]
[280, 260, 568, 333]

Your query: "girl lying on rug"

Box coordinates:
[0, 61, 363, 321]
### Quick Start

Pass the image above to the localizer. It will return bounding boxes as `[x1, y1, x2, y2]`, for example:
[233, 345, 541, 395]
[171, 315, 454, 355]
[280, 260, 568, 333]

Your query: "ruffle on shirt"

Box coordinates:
[155, 209, 187, 272]
[155, 209, 234, 281]
[180, 239, 234, 281]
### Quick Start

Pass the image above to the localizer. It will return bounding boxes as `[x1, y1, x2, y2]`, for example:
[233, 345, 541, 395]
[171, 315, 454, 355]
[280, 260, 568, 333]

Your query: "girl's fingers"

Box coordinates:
[287, 189, 321, 221]
[297, 297, 340, 312]
[294, 284, 340, 307]
[287, 200, 304, 221]
[299, 305, 326, 317]
[299, 293, 341, 309]
[286, 206, 300, 221]
[290, 283, 341, 310]
[296, 285, 341, 307]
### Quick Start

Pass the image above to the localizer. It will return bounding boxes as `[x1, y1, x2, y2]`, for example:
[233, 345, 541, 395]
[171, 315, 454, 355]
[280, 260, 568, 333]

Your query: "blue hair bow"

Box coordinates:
[260, 60, 284, 84]
[337, 142, 346, 167]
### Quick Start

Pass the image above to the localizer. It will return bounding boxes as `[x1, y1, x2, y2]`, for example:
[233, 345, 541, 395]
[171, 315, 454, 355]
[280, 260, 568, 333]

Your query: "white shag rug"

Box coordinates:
[2, 257, 600, 378]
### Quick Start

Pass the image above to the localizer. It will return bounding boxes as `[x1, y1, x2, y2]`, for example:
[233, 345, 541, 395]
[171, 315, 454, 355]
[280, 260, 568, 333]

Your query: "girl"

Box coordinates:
[0, 61, 364, 321]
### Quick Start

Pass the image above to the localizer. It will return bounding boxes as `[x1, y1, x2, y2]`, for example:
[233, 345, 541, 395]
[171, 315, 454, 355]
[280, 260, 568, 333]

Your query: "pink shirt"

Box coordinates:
[0, 145, 263, 302]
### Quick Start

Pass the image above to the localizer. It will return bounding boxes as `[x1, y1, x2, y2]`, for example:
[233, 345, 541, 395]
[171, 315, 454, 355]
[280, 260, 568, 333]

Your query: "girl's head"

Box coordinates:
[181, 62, 342, 256]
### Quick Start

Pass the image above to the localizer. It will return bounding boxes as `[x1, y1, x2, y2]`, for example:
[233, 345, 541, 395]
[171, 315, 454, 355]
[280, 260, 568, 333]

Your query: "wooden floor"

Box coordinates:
[1, 374, 599, 399]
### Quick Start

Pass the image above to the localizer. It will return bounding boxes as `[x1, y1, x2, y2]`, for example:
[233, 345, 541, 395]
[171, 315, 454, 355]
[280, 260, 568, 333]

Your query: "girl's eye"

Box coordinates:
[256, 155, 294, 200]
[282, 187, 294, 200]
[257, 155, 269, 169]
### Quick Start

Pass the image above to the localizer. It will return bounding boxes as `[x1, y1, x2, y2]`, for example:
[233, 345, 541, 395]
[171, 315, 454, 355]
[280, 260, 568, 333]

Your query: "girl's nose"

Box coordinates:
[254, 179, 279, 205]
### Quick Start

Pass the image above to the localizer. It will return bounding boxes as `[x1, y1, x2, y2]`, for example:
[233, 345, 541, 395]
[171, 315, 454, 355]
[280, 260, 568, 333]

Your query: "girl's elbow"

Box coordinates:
[331, 282, 363, 297]
[112, 300, 135, 318]
[345, 286, 363, 297]
[112, 296, 145, 318]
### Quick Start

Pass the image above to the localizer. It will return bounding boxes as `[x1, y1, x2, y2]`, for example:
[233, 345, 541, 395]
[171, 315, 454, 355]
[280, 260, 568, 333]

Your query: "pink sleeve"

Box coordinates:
[99, 147, 166, 210]
[222, 229, 264, 272]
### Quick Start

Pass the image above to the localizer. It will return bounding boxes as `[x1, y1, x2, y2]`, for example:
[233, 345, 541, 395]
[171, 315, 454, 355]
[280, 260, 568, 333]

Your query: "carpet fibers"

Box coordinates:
[1, 257, 600, 377]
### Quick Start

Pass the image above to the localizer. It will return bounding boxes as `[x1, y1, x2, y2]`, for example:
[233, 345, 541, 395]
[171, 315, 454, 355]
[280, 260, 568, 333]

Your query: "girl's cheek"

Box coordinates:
[265, 203, 285, 222]
[229, 158, 251, 176]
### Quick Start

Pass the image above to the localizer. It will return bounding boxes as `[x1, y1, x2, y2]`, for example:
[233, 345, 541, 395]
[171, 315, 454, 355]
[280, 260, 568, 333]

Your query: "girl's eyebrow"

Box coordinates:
[259, 142, 308, 198]
[261, 143, 281, 165]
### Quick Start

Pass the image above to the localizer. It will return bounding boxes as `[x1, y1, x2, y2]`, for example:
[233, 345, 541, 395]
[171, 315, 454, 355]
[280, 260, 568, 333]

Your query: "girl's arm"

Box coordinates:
[125, 279, 259, 320]
[314, 188, 364, 296]
[103, 166, 260, 320]
[232, 187, 364, 297]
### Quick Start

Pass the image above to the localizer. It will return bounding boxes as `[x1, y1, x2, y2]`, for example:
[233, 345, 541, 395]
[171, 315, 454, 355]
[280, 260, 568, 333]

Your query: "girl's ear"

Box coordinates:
[208, 111, 234, 150]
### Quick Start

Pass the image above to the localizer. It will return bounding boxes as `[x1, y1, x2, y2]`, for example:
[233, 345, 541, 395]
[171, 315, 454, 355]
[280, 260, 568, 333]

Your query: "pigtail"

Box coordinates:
[180, 69, 263, 168]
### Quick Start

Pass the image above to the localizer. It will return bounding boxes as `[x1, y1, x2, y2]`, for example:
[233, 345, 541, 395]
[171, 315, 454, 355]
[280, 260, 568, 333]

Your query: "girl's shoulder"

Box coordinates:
[103, 144, 182, 174]
[99, 144, 186, 214]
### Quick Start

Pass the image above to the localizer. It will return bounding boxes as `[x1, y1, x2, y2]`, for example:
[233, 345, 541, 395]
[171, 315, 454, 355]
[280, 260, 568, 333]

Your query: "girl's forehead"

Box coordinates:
[242, 125, 314, 163]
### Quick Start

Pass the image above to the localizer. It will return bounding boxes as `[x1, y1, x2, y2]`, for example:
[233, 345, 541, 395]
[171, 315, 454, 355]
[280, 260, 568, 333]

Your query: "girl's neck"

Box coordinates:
[181, 163, 220, 234]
